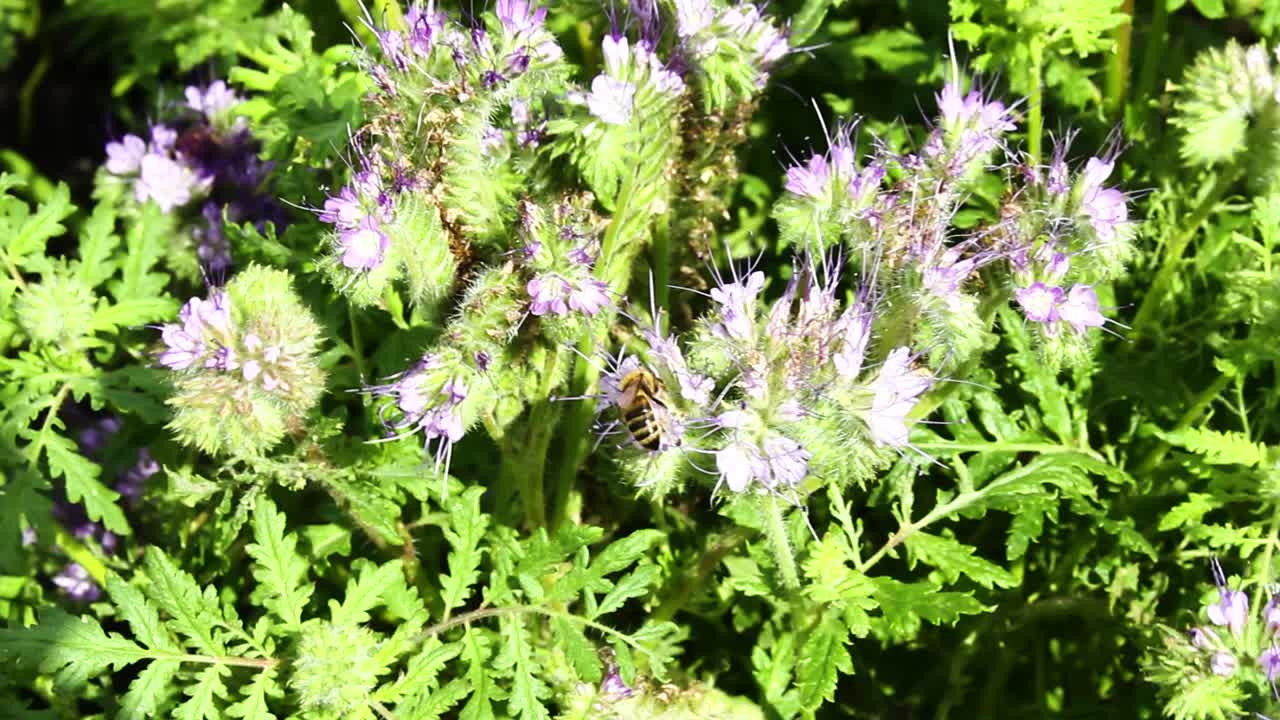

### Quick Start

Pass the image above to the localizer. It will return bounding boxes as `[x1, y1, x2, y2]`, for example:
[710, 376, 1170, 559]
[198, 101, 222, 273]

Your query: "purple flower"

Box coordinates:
[921, 248, 979, 301]
[528, 275, 573, 316]
[601, 665, 634, 699]
[587, 75, 636, 125]
[105, 134, 147, 175]
[1078, 157, 1129, 243]
[1047, 133, 1075, 195]
[406, 1, 446, 56]
[320, 186, 366, 229]
[158, 319, 206, 370]
[833, 306, 871, 378]
[602, 34, 630, 75]
[376, 359, 470, 476]
[1208, 558, 1249, 637]
[1266, 595, 1280, 635]
[135, 154, 207, 212]
[866, 347, 932, 448]
[77, 415, 122, 459]
[674, 0, 713, 37]
[185, 81, 241, 117]
[716, 439, 769, 493]
[568, 278, 610, 315]
[1263, 646, 1280, 682]
[379, 30, 409, 71]
[54, 563, 100, 603]
[1015, 282, 1064, 325]
[1058, 284, 1106, 334]
[339, 218, 390, 271]
[784, 155, 830, 199]
[709, 270, 765, 342]
[496, 0, 546, 35]
[150, 125, 178, 152]
[1211, 651, 1238, 677]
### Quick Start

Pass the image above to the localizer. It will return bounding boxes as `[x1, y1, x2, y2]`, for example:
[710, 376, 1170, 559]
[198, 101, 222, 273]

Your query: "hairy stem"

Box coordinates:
[763, 495, 800, 589]
[1027, 39, 1045, 165]
[347, 303, 367, 383]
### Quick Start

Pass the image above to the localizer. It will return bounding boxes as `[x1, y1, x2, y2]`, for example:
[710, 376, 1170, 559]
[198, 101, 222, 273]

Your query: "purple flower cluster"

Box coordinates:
[1183, 559, 1280, 689]
[518, 200, 614, 320]
[927, 75, 1017, 175]
[1014, 282, 1107, 335]
[104, 81, 281, 275]
[673, 0, 788, 88]
[157, 289, 304, 395]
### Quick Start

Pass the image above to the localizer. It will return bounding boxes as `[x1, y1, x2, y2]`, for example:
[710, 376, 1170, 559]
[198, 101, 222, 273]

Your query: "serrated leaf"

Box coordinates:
[904, 533, 1017, 589]
[400, 676, 471, 720]
[3, 182, 72, 264]
[459, 630, 496, 720]
[870, 577, 986, 636]
[552, 617, 603, 683]
[225, 669, 280, 720]
[501, 615, 549, 720]
[1160, 493, 1221, 532]
[1154, 427, 1268, 467]
[246, 497, 314, 631]
[796, 611, 852, 711]
[91, 297, 179, 333]
[144, 549, 227, 654]
[114, 203, 173, 302]
[0, 609, 148, 691]
[592, 564, 660, 619]
[119, 660, 180, 720]
[329, 559, 402, 626]
[173, 666, 229, 720]
[40, 431, 130, 534]
[76, 200, 120, 288]
[105, 574, 177, 651]
[439, 486, 488, 615]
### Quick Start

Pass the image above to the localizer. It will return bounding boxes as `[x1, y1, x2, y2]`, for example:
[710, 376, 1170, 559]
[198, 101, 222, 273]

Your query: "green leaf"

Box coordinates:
[246, 497, 314, 631]
[552, 617, 603, 683]
[849, 29, 928, 72]
[459, 630, 496, 720]
[144, 549, 227, 655]
[592, 565, 660, 619]
[870, 577, 986, 637]
[795, 611, 853, 711]
[439, 487, 488, 615]
[76, 200, 120, 288]
[904, 532, 1018, 589]
[1153, 427, 1268, 467]
[225, 669, 280, 720]
[1160, 493, 1221, 532]
[105, 574, 178, 652]
[1190, 0, 1227, 18]
[119, 660, 180, 720]
[3, 182, 72, 265]
[400, 676, 471, 720]
[38, 430, 130, 535]
[500, 615, 549, 720]
[90, 297, 179, 333]
[329, 559, 402, 626]
[173, 666, 229, 720]
[0, 608, 148, 691]
[113, 203, 173, 303]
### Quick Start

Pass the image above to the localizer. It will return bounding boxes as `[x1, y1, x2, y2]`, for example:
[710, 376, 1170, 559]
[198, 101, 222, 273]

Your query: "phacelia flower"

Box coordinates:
[54, 563, 100, 603]
[135, 153, 208, 212]
[1077, 157, 1129, 243]
[587, 75, 637, 125]
[674, 0, 713, 38]
[567, 278, 610, 315]
[338, 218, 390, 271]
[105, 134, 147, 175]
[1015, 282, 1064, 325]
[785, 155, 831, 199]
[866, 347, 933, 448]
[709, 270, 765, 342]
[496, 0, 547, 36]
[1211, 651, 1238, 677]
[1208, 558, 1250, 637]
[1262, 645, 1280, 683]
[375, 355, 472, 476]
[1058, 285, 1106, 333]
[527, 275, 570, 316]
[186, 80, 241, 118]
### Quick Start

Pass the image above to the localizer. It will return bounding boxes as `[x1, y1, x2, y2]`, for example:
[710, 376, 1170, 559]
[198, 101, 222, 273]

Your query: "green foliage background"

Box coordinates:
[3, 0, 1280, 718]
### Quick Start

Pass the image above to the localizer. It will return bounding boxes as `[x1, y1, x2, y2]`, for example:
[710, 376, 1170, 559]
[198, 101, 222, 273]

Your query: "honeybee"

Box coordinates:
[616, 368, 668, 451]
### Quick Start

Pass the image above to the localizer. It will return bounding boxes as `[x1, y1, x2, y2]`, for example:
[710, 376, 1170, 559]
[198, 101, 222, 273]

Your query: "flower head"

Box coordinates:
[338, 217, 390, 271]
[785, 155, 831, 199]
[1077, 157, 1129, 243]
[54, 563, 100, 603]
[866, 347, 932, 448]
[709, 270, 765, 342]
[105, 134, 147, 175]
[185, 80, 241, 118]
[496, 0, 547, 36]
[1015, 282, 1064, 325]
[1208, 558, 1250, 637]
[135, 153, 208, 212]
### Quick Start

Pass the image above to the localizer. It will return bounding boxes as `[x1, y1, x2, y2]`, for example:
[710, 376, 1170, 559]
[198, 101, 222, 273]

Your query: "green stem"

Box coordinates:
[1133, 0, 1170, 121]
[518, 348, 563, 530]
[1131, 165, 1243, 335]
[1027, 39, 1045, 165]
[1105, 0, 1135, 119]
[1252, 509, 1280, 613]
[652, 211, 671, 315]
[411, 604, 662, 659]
[348, 304, 367, 382]
[763, 496, 800, 590]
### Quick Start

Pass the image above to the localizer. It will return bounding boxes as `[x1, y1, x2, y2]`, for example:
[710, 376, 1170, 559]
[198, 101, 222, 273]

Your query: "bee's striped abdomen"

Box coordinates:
[623, 405, 662, 451]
